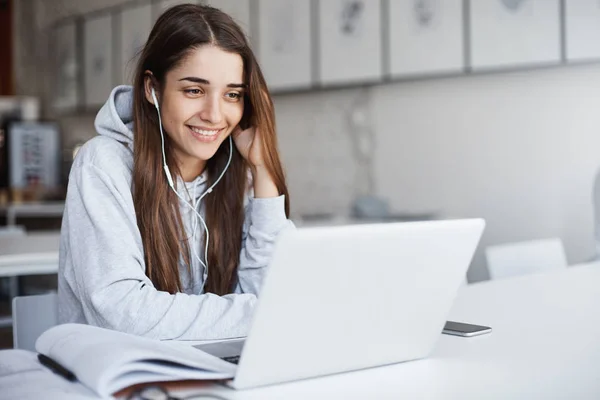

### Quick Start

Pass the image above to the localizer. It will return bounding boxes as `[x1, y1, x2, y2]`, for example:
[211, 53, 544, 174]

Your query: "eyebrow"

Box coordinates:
[178, 76, 247, 89]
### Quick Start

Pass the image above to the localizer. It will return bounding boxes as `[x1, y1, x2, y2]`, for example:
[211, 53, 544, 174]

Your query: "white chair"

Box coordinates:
[12, 292, 59, 351]
[593, 167, 600, 259]
[0, 226, 27, 312]
[485, 238, 567, 280]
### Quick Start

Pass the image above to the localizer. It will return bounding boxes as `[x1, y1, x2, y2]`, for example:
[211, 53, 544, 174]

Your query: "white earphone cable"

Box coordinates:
[151, 87, 233, 288]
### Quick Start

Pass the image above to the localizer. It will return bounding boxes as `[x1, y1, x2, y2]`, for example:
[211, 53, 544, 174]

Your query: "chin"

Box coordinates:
[190, 148, 217, 162]
[193, 141, 229, 161]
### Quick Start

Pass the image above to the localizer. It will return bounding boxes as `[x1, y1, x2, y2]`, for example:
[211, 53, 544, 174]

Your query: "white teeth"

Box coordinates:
[189, 126, 219, 136]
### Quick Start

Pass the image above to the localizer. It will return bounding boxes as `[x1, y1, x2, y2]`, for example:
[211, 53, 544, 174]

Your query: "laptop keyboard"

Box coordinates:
[221, 355, 240, 364]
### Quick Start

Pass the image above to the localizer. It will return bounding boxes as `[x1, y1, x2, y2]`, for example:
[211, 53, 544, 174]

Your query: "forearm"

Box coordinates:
[251, 166, 279, 198]
[237, 194, 294, 295]
[85, 281, 257, 340]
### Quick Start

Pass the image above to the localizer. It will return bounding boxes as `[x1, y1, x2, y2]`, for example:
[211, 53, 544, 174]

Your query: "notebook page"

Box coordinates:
[0, 349, 100, 400]
[36, 324, 236, 397]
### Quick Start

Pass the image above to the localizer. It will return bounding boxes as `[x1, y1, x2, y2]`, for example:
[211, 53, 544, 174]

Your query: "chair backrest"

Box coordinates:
[594, 167, 600, 259]
[485, 238, 567, 280]
[12, 292, 59, 351]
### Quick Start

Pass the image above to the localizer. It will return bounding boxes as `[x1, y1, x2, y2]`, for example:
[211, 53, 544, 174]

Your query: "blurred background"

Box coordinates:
[2, 0, 600, 347]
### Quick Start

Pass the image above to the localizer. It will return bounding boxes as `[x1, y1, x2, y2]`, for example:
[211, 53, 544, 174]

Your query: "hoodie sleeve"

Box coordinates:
[235, 195, 295, 295]
[59, 145, 257, 341]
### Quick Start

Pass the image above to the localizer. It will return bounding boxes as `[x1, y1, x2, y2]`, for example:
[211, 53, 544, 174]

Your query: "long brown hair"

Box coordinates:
[132, 4, 290, 295]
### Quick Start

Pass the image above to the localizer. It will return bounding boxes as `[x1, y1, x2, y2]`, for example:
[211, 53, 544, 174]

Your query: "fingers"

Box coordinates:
[232, 125, 243, 137]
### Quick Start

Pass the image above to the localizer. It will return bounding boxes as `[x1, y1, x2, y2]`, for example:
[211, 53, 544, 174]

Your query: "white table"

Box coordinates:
[166, 262, 600, 399]
[0, 232, 60, 327]
[0, 202, 64, 226]
[0, 232, 60, 277]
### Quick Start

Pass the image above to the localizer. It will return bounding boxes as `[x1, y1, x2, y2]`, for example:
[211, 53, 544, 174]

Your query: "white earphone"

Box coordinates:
[151, 86, 233, 287]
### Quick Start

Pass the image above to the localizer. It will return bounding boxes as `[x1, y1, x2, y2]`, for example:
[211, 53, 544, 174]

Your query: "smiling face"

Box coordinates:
[146, 45, 245, 181]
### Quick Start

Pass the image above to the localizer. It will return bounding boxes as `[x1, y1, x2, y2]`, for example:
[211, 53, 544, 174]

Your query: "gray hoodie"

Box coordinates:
[58, 85, 292, 340]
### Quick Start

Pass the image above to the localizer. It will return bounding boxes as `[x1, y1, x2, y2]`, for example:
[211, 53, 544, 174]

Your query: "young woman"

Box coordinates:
[58, 4, 292, 340]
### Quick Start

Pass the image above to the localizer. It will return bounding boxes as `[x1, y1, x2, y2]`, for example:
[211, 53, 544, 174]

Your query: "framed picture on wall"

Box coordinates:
[317, 0, 382, 86]
[7, 122, 61, 191]
[52, 21, 79, 112]
[119, 3, 153, 85]
[388, 0, 464, 78]
[564, 0, 600, 62]
[255, 0, 312, 92]
[469, 0, 561, 70]
[204, 0, 251, 38]
[83, 12, 114, 108]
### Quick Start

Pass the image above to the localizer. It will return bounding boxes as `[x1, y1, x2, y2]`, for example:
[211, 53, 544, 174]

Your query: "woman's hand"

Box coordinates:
[232, 125, 263, 168]
[232, 125, 279, 198]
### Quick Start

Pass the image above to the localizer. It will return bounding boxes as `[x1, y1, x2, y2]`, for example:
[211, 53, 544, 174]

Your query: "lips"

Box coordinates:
[187, 125, 223, 143]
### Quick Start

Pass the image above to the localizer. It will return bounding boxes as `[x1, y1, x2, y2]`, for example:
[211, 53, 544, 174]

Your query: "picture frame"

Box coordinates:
[564, 0, 600, 62]
[83, 12, 114, 108]
[317, 0, 383, 86]
[255, 0, 312, 92]
[52, 20, 80, 112]
[388, 0, 464, 77]
[119, 3, 153, 85]
[469, 0, 561, 70]
[7, 122, 61, 191]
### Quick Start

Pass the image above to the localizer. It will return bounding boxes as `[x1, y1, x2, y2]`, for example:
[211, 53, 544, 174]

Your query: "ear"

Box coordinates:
[144, 71, 157, 106]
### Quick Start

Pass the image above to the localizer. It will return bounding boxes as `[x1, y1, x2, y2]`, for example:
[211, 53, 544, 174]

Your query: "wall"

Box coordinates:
[12, 1, 600, 282]
[370, 65, 600, 281]
[274, 64, 600, 281]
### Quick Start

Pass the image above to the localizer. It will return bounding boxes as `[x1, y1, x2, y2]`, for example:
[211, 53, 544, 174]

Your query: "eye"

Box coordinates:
[184, 88, 202, 95]
[225, 92, 242, 101]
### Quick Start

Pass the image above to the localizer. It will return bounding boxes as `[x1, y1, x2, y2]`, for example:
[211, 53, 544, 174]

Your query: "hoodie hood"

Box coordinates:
[59, 86, 292, 338]
[93, 84, 211, 199]
[94, 85, 135, 150]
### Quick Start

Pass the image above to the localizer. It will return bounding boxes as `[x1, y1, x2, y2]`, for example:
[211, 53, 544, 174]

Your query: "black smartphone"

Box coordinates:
[443, 321, 492, 337]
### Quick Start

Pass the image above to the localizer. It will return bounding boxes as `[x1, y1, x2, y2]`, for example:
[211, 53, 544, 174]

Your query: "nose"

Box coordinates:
[200, 95, 223, 124]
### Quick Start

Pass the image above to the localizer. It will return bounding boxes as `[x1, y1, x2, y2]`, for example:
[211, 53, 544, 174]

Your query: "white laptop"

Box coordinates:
[197, 218, 485, 389]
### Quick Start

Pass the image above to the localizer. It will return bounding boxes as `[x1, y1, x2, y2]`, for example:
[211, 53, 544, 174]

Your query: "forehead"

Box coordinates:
[168, 45, 244, 85]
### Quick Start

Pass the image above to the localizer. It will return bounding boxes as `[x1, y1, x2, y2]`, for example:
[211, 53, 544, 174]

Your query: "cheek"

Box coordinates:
[163, 99, 192, 128]
[226, 103, 244, 126]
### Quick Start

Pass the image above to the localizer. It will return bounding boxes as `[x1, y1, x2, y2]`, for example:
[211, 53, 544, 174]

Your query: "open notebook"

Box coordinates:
[5, 323, 237, 398]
